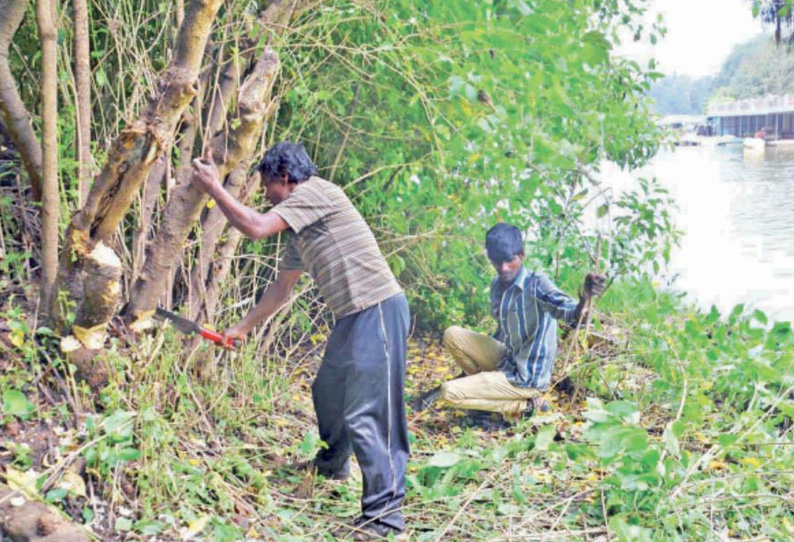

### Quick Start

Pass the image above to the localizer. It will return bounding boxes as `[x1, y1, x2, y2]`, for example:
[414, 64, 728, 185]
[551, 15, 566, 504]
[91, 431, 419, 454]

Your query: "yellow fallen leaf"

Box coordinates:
[58, 471, 87, 498]
[188, 458, 201, 466]
[182, 515, 211, 540]
[740, 457, 762, 469]
[10, 330, 25, 348]
[707, 460, 726, 471]
[4, 467, 39, 499]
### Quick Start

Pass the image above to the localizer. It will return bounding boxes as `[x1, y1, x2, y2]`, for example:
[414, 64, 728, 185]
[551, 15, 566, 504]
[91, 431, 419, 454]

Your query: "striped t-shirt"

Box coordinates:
[270, 176, 402, 318]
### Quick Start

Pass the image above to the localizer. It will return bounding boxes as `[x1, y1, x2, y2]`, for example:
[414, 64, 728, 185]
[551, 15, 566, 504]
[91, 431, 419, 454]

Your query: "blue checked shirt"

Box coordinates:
[491, 267, 580, 389]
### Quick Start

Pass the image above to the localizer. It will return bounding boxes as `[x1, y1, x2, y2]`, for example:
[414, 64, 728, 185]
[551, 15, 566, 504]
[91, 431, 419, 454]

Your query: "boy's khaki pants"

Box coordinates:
[439, 326, 541, 416]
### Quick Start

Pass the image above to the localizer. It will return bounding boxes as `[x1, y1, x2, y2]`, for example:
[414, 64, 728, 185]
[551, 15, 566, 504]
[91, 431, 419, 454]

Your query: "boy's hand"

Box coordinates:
[583, 273, 607, 297]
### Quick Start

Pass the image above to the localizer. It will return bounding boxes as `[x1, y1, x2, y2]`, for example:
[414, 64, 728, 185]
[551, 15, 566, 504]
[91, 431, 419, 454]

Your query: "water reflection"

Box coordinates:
[600, 145, 794, 323]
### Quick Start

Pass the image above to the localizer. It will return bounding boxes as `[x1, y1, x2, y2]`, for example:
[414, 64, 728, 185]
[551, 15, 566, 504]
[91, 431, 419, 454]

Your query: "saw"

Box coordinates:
[154, 307, 239, 349]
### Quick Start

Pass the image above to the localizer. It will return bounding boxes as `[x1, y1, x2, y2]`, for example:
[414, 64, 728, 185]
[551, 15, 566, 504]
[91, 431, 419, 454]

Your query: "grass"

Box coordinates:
[2, 276, 794, 541]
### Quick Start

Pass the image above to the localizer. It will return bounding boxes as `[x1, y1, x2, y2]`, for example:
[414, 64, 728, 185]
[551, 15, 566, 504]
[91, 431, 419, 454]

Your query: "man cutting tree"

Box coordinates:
[190, 141, 409, 541]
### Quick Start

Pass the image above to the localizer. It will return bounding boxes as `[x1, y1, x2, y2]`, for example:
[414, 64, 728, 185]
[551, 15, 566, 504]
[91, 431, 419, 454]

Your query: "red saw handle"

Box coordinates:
[199, 328, 239, 349]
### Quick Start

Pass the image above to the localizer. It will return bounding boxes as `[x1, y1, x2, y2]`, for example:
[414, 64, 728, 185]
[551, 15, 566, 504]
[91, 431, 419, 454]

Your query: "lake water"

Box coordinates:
[600, 145, 794, 323]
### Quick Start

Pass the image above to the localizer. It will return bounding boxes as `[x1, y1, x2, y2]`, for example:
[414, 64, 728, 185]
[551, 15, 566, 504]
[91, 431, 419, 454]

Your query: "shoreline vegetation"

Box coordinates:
[3, 278, 793, 541]
[1, 0, 792, 541]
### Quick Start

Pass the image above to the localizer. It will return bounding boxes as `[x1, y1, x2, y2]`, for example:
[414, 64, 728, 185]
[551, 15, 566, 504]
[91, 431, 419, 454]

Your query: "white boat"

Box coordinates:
[716, 135, 742, 146]
[743, 138, 766, 151]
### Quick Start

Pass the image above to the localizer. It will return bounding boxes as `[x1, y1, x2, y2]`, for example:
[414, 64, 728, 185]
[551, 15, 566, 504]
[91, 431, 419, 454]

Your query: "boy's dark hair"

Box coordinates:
[257, 141, 319, 183]
[485, 223, 524, 263]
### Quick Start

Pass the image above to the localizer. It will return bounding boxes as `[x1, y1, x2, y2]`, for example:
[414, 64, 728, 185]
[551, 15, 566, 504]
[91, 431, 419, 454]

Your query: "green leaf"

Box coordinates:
[534, 424, 556, 452]
[102, 410, 134, 441]
[212, 521, 243, 542]
[752, 309, 768, 326]
[300, 431, 320, 455]
[45, 488, 68, 503]
[718, 434, 738, 447]
[117, 448, 141, 463]
[582, 31, 611, 65]
[605, 401, 639, 423]
[596, 203, 609, 218]
[583, 397, 612, 423]
[427, 451, 463, 468]
[95, 68, 107, 88]
[115, 517, 133, 532]
[662, 423, 680, 458]
[2, 389, 35, 420]
[135, 520, 166, 535]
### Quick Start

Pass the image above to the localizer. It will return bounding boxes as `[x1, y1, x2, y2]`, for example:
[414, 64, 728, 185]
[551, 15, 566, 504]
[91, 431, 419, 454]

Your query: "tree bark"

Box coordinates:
[36, 0, 59, 318]
[53, 0, 224, 338]
[0, 0, 42, 202]
[189, 171, 256, 320]
[203, 49, 244, 149]
[131, 46, 239, 289]
[132, 154, 168, 280]
[187, 166, 251, 319]
[0, 484, 89, 542]
[72, 0, 92, 206]
[66, 0, 223, 245]
[124, 48, 280, 325]
[168, 0, 308, 321]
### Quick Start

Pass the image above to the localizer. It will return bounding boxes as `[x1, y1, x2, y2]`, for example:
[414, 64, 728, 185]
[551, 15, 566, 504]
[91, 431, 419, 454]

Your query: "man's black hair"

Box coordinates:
[485, 223, 524, 263]
[257, 141, 319, 183]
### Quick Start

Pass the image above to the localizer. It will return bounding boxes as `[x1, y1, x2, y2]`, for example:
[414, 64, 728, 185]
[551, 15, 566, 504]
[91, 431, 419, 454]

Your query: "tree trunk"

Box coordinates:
[124, 48, 280, 326]
[132, 63, 212, 284]
[53, 0, 224, 346]
[131, 0, 305, 323]
[0, 484, 90, 542]
[0, 0, 42, 202]
[72, 0, 92, 206]
[36, 0, 59, 318]
[132, 154, 168, 281]
[187, 166, 252, 319]
[70, 0, 222, 245]
[188, 169, 257, 320]
[131, 46, 241, 293]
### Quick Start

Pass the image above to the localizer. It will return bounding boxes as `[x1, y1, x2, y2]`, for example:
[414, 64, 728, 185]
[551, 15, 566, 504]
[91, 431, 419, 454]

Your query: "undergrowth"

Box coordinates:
[2, 277, 793, 541]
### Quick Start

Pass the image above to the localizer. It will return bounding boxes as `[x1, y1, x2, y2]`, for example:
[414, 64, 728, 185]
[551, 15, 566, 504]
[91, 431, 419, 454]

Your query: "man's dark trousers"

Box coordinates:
[312, 293, 410, 531]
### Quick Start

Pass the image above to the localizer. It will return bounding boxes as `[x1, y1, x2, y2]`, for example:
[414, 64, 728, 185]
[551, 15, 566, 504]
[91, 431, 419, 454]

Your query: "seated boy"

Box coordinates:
[437, 223, 605, 418]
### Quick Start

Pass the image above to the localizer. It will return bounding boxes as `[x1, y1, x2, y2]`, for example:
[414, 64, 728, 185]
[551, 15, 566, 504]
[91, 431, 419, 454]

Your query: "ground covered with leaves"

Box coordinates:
[2, 278, 794, 542]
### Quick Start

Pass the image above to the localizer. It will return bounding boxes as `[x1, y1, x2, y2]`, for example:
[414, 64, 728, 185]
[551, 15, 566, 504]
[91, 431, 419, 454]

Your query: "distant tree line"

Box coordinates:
[650, 34, 794, 115]
[649, 74, 714, 115]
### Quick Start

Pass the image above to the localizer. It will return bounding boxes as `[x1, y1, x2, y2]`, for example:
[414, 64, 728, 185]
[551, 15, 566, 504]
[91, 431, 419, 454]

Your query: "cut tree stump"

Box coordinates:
[0, 485, 89, 542]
